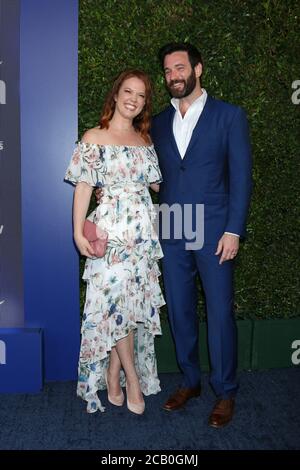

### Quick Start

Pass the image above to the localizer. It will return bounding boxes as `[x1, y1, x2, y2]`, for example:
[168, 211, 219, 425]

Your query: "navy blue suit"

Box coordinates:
[152, 95, 252, 398]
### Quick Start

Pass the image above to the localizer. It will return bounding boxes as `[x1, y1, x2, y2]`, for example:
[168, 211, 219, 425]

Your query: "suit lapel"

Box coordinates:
[183, 95, 214, 161]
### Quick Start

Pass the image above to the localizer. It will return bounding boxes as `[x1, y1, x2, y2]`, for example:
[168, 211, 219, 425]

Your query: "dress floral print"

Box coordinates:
[65, 142, 165, 413]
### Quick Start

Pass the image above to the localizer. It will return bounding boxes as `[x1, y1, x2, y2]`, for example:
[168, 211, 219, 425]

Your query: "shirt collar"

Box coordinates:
[171, 88, 207, 112]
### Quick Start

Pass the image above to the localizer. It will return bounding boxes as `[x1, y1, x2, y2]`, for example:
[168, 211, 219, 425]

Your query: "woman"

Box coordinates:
[65, 70, 165, 414]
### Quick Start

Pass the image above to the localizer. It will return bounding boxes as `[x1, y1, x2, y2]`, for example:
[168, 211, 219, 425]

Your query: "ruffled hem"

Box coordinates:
[64, 143, 107, 187]
[79, 260, 165, 368]
[77, 257, 164, 412]
[77, 322, 161, 413]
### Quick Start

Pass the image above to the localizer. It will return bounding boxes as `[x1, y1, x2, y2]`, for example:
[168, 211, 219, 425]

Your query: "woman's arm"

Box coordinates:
[73, 182, 95, 258]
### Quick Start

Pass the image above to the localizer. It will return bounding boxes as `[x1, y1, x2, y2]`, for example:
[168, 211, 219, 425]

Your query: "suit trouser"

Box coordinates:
[161, 241, 238, 399]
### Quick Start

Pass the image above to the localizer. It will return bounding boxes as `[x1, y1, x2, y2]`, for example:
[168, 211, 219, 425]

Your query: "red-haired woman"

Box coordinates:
[65, 70, 165, 415]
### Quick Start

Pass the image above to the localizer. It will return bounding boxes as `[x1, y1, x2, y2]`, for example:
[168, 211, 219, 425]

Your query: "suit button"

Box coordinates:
[180, 166, 185, 171]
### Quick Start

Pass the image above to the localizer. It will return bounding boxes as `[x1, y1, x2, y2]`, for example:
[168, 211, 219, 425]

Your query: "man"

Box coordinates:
[151, 43, 252, 428]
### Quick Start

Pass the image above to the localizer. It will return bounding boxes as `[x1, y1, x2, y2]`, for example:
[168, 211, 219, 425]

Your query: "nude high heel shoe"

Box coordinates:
[105, 371, 124, 407]
[126, 382, 145, 415]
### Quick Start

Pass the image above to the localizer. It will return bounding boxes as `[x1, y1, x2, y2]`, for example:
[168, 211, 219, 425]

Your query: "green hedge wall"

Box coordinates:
[78, 0, 300, 319]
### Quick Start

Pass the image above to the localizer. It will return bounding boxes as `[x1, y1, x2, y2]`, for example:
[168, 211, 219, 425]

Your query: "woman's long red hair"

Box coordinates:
[99, 69, 152, 144]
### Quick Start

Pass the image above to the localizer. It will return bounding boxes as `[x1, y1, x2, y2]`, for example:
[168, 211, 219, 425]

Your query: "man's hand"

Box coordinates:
[95, 187, 103, 204]
[150, 183, 160, 192]
[215, 233, 239, 265]
[74, 233, 95, 258]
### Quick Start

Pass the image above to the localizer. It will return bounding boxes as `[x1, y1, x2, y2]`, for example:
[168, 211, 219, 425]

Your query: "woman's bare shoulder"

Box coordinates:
[81, 127, 109, 145]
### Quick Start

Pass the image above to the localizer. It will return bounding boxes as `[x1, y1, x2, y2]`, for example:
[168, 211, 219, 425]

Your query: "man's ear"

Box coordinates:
[195, 63, 202, 79]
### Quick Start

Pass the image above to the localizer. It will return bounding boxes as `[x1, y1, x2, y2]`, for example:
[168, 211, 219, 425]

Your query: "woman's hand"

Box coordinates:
[74, 233, 95, 258]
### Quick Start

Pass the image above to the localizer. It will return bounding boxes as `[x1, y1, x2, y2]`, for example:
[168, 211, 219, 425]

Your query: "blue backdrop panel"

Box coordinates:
[0, 328, 42, 392]
[0, 0, 24, 327]
[20, 0, 80, 380]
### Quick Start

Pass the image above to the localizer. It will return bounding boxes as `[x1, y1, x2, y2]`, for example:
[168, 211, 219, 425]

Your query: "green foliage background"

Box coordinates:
[79, 0, 300, 319]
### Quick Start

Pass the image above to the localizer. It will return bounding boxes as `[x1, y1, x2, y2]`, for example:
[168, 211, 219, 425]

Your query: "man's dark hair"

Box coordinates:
[158, 42, 203, 70]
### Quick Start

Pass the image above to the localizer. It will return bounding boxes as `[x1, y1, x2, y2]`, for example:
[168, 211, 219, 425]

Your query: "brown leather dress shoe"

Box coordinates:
[208, 398, 235, 428]
[163, 387, 201, 411]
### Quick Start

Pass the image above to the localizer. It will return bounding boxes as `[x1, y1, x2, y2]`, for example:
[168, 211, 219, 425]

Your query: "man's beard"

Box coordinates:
[167, 70, 197, 98]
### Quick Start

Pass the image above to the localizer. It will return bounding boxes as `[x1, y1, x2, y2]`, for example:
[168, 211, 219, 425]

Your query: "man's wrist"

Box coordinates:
[224, 232, 240, 238]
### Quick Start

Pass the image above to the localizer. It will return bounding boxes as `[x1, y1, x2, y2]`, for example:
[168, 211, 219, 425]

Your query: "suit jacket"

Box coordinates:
[151, 95, 252, 245]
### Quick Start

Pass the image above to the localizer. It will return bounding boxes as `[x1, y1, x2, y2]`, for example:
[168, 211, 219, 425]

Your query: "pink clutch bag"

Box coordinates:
[83, 219, 108, 258]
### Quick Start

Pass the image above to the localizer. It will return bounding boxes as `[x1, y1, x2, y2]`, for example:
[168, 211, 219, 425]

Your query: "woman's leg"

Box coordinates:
[107, 346, 122, 396]
[115, 331, 144, 405]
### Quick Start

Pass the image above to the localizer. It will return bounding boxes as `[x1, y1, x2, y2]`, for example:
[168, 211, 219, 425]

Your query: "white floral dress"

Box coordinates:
[65, 142, 165, 413]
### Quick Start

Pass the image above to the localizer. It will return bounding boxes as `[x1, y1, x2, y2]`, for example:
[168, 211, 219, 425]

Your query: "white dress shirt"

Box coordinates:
[171, 89, 239, 238]
[171, 89, 208, 159]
